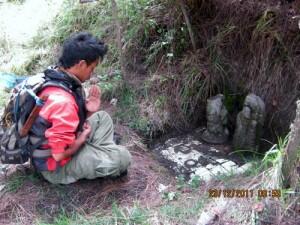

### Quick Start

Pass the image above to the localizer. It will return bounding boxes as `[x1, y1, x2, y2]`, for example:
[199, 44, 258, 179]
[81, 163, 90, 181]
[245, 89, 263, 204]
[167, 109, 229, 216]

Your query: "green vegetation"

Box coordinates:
[2, 0, 297, 138]
[35, 196, 205, 225]
[5, 174, 27, 192]
[159, 197, 206, 224]
[114, 85, 150, 136]
[5, 172, 40, 192]
[36, 197, 206, 225]
[98, 70, 122, 100]
[261, 135, 289, 188]
[0, 1, 299, 224]
[111, 203, 150, 225]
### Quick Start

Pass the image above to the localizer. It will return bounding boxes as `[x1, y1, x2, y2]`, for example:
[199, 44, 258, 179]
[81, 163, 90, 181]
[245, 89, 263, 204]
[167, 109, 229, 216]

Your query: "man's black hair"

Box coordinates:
[58, 32, 108, 68]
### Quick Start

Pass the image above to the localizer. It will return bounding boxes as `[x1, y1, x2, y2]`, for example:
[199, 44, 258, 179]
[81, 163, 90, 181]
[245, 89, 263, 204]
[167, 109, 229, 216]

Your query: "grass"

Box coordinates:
[36, 195, 207, 225]
[5, 172, 40, 192]
[254, 9, 276, 35]
[114, 85, 150, 136]
[111, 203, 150, 225]
[261, 135, 289, 189]
[98, 70, 122, 100]
[159, 196, 206, 224]
[5, 174, 27, 192]
[31, 171, 207, 225]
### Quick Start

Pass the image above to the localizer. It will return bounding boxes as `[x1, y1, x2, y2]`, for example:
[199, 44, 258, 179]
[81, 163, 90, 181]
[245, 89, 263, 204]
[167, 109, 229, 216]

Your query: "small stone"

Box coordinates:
[206, 164, 214, 170]
[192, 140, 201, 145]
[0, 164, 9, 175]
[193, 167, 211, 181]
[110, 98, 118, 106]
[158, 183, 168, 193]
[210, 165, 225, 175]
[216, 159, 226, 164]
[221, 161, 237, 169]
[236, 163, 252, 174]
[209, 147, 219, 152]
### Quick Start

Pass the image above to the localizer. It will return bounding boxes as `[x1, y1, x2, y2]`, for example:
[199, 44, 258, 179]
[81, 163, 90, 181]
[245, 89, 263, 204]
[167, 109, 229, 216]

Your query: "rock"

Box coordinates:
[89, 76, 100, 84]
[197, 196, 227, 225]
[154, 134, 251, 182]
[158, 183, 168, 193]
[221, 160, 237, 169]
[193, 167, 211, 181]
[233, 93, 265, 151]
[201, 94, 229, 144]
[0, 163, 9, 175]
[110, 98, 118, 106]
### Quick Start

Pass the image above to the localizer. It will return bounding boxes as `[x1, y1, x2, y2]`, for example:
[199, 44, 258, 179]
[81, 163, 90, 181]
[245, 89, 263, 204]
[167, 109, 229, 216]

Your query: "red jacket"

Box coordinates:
[38, 86, 79, 171]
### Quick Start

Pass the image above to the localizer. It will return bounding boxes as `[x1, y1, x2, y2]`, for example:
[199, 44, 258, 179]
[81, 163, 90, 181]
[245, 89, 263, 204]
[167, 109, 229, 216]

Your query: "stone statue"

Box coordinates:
[201, 94, 229, 144]
[233, 93, 265, 151]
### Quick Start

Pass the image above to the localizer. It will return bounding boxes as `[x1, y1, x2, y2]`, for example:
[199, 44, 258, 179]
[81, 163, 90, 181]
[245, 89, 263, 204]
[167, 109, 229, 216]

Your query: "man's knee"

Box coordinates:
[98, 110, 112, 122]
[89, 111, 112, 124]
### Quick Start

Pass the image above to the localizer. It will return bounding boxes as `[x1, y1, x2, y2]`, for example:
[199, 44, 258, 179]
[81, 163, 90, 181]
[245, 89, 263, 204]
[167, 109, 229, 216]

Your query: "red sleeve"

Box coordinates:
[38, 87, 79, 155]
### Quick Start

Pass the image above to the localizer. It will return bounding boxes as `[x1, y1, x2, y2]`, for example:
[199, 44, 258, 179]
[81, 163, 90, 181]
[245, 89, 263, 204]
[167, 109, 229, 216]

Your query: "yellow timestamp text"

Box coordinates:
[208, 189, 281, 198]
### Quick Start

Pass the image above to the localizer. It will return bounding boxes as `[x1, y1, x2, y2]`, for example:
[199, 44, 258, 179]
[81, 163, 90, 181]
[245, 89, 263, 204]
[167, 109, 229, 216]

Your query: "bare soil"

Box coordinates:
[0, 143, 174, 225]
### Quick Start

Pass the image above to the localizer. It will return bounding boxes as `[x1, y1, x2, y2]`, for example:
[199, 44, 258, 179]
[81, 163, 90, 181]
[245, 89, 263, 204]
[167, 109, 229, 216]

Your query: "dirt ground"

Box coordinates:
[0, 137, 175, 224]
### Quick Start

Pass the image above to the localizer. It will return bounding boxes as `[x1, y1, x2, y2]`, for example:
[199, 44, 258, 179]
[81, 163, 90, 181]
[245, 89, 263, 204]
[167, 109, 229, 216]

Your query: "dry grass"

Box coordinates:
[0, 144, 174, 224]
[197, 170, 299, 225]
[123, 0, 300, 139]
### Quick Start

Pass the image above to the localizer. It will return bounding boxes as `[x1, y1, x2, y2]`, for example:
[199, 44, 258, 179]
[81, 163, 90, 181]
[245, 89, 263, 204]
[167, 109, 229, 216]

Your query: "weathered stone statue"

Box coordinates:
[201, 94, 229, 144]
[233, 93, 265, 151]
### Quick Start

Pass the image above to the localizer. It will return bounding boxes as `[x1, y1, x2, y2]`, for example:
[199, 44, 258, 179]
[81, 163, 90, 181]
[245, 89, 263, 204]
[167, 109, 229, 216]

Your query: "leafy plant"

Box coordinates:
[162, 191, 179, 201]
[262, 135, 289, 188]
[262, 135, 288, 167]
[188, 175, 201, 189]
[112, 203, 150, 225]
[114, 85, 150, 136]
[98, 70, 122, 100]
[146, 29, 175, 67]
[176, 175, 185, 190]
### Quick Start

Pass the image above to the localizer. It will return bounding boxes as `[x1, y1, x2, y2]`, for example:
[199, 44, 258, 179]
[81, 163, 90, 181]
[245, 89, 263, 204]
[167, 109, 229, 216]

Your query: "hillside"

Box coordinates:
[0, 0, 299, 224]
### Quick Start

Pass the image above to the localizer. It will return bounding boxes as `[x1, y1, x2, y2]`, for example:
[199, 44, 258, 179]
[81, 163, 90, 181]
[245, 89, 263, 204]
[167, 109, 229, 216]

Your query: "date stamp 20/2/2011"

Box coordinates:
[208, 189, 281, 198]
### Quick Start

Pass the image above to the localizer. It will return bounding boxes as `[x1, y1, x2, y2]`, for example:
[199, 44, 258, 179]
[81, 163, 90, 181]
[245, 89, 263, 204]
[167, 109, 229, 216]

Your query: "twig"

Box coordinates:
[178, 0, 197, 51]
[278, 196, 299, 224]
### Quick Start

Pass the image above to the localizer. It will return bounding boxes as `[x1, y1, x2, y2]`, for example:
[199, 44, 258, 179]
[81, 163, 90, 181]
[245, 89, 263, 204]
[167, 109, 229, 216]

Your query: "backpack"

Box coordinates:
[0, 70, 86, 164]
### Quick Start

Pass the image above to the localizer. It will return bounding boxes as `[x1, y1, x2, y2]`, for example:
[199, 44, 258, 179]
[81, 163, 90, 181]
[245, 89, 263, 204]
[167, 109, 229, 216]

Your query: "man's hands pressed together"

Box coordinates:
[86, 85, 101, 115]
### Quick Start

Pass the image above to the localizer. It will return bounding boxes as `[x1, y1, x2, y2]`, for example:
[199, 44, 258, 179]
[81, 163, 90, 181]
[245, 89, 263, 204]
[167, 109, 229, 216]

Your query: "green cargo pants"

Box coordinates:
[41, 111, 131, 184]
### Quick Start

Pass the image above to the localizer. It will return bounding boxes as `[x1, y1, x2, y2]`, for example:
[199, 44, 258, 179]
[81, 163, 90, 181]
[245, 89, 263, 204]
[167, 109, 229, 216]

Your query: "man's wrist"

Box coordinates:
[76, 135, 86, 145]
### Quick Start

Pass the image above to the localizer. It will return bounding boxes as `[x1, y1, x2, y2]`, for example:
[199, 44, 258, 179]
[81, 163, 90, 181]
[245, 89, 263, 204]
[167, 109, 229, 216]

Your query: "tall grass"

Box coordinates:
[261, 135, 289, 189]
[25, 0, 300, 137]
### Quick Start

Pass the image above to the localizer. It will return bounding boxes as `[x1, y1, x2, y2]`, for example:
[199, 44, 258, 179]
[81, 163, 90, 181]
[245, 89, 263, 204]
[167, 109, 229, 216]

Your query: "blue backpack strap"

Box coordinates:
[25, 88, 46, 106]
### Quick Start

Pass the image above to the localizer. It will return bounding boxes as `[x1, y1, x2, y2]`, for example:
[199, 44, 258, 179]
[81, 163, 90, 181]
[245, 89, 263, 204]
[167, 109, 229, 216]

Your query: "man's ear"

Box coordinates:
[78, 60, 87, 68]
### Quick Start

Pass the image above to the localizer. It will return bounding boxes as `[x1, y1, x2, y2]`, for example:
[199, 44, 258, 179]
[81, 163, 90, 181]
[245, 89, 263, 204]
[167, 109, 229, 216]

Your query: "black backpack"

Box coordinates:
[0, 69, 86, 164]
